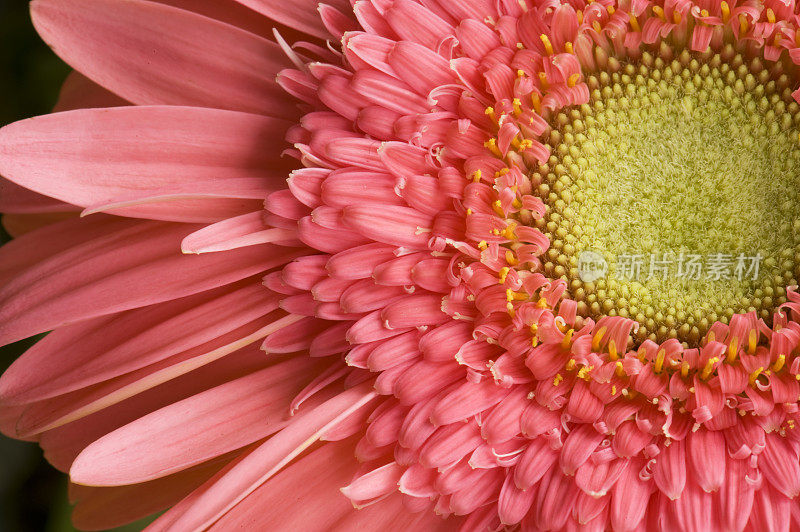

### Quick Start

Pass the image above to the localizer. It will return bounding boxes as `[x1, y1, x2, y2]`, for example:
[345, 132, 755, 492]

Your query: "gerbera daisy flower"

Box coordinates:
[3, 0, 800, 529]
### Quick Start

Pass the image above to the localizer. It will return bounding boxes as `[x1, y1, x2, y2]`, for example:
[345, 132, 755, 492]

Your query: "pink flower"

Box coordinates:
[3, 0, 800, 529]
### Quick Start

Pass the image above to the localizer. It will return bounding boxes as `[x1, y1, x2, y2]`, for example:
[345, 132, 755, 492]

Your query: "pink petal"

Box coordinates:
[16, 312, 299, 436]
[32, 0, 296, 117]
[149, 383, 377, 531]
[431, 379, 511, 426]
[232, 0, 349, 39]
[0, 282, 278, 404]
[182, 212, 298, 254]
[36, 343, 275, 470]
[688, 429, 726, 492]
[341, 462, 404, 506]
[653, 439, 686, 500]
[0, 219, 298, 344]
[0, 106, 290, 221]
[70, 357, 321, 485]
[611, 458, 652, 532]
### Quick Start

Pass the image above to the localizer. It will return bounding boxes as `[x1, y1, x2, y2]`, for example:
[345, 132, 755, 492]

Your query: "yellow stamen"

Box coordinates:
[701, 357, 719, 380]
[537, 72, 549, 89]
[700, 9, 709, 17]
[615, 361, 625, 377]
[721, 1, 730, 23]
[512, 98, 523, 115]
[567, 73, 581, 88]
[506, 302, 515, 317]
[477, 240, 488, 250]
[505, 250, 519, 265]
[578, 365, 593, 380]
[501, 222, 518, 240]
[565, 41, 574, 54]
[561, 328, 575, 350]
[738, 14, 749, 35]
[629, 13, 640, 32]
[652, 5, 666, 20]
[465, 208, 473, 216]
[484, 107, 497, 122]
[681, 361, 690, 378]
[611, 385, 617, 395]
[540, 34, 554, 55]
[518, 139, 534, 151]
[471, 169, 482, 182]
[747, 329, 758, 355]
[506, 289, 527, 301]
[705, 331, 715, 345]
[749, 366, 764, 386]
[592, 326, 607, 351]
[727, 337, 738, 363]
[637, 347, 647, 362]
[592, 20, 602, 33]
[608, 340, 619, 361]
[517, 69, 526, 78]
[672, 10, 681, 24]
[655, 349, 666, 373]
[566, 358, 577, 371]
[607, 5, 615, 15]
[498, 267, 510, 284]
[772, 354, 786, 373]
[767, 8, 776, 24]
[531, 93, 542, 114]
[493, 200, 506, 217]
[484, 138, 502, 157]
[577, 10, 584, 24]
[553, 373, 563, 386]
[536, 298, 549, 309]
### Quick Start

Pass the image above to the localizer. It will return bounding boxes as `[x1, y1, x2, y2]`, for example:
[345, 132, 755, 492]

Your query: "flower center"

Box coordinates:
[534, 47, 800, 345]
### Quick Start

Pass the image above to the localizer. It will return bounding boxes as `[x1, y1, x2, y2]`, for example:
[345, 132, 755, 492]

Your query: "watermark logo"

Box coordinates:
[577, 250, 608, 282]
[577, 251, 762, 282]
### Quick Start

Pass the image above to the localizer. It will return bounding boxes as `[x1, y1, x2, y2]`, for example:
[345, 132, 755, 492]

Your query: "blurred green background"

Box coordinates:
[1, 1, 146, 530]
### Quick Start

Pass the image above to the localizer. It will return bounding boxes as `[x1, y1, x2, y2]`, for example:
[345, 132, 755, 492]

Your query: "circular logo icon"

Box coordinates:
[577, 250, 608, 282]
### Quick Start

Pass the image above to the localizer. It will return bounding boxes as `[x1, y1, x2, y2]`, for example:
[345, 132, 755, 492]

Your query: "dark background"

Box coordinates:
[1, 1, 146, 530]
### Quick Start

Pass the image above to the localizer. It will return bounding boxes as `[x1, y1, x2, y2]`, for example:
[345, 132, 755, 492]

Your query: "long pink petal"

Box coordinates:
[70, 357, 322, 485]
[0, 106, 290, 221]
[37, 343, 276, 471]
[16, 312, 301, 436]
[0, 220, 299, 344]
[31, 0, 296, 118]
[148, 383, 378, 531]
[0, 281, 278, 404]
